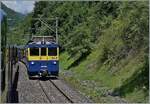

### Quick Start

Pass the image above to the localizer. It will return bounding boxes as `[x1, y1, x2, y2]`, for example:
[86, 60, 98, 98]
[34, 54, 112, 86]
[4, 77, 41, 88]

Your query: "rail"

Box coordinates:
[49, 79, 74, 103]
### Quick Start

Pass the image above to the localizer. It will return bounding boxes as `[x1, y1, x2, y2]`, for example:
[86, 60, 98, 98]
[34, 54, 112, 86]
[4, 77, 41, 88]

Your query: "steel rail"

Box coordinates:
[38, 81, 52, 103]
[49, 79, 74, 103]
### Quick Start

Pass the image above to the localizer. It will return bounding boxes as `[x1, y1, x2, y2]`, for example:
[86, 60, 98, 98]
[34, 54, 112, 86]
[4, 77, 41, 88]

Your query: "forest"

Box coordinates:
[6, 1, 149, 103]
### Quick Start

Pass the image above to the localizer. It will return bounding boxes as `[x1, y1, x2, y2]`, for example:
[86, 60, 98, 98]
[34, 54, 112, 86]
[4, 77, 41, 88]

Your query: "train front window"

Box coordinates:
[30, 48, 39, 56]
[48, 48, 57, 56]
[41, 48, 46, 56]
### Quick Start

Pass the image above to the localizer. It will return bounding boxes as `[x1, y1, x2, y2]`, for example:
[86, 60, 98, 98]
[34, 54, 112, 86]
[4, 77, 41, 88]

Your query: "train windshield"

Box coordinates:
[48, 48, 57, 56]
[41, 48, 46, 56]
[30, 48, 39, 56]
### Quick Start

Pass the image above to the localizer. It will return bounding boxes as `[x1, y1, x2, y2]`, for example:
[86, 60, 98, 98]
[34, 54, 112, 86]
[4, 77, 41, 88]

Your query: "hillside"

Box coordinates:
[9, 1, 149, 103]
[0, 3, 31, 45]
[1, 2, 25, 27]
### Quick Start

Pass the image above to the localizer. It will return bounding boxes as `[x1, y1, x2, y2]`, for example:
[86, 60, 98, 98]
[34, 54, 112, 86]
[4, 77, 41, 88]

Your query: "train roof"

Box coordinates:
[32, 36, 55, 42]
[25, 41, 59, 48]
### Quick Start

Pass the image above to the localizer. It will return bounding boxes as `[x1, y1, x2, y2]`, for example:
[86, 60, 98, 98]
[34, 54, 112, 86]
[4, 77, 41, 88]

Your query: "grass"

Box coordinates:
[59, 48, 148, 103]
[124, 89, 149, 103]
[59, 52, 75, 70]
[1, 87, 8, 103]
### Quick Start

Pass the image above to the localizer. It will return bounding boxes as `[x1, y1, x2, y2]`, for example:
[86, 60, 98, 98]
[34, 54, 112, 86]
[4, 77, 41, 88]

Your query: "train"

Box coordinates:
[1, 9, 22, 102]
[24, 36, 59, 78]
[1, 9, 7, 92]
[16, 45, 25, 61]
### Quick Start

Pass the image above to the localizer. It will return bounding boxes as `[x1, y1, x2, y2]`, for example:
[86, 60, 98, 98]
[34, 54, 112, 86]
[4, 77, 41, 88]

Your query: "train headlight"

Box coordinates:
[53, 61, 57, 64]
[31, 62, 34, 65]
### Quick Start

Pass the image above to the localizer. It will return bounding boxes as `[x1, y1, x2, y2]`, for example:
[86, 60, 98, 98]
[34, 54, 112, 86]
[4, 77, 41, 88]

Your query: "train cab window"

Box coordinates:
[30, 48, 39, 56]
[48, 48, 57, 56]
[41, 48, 46, 56]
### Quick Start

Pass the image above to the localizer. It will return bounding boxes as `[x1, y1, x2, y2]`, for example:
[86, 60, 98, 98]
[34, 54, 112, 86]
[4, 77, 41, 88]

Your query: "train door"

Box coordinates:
[40, 47, 48, 60]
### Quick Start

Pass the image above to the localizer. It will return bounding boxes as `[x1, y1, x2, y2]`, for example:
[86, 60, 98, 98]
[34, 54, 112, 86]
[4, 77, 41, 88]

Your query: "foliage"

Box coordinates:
[30, 1, 121, 60]
[58, 1, 148, 103]
[7, 13, 32, 45]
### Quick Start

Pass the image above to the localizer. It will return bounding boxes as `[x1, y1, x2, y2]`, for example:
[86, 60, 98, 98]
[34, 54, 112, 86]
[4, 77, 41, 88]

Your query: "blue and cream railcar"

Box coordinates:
[25, 41, 59, 77]
[17, 46, 25, 61]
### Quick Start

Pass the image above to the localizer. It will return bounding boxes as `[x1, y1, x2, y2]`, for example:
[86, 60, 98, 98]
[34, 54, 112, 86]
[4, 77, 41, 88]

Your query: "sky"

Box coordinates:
[2, 0, 35, 14]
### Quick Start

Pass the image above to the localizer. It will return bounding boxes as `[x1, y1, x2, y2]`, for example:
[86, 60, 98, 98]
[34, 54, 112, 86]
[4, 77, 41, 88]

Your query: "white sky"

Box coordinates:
[2, 0, 35, 14]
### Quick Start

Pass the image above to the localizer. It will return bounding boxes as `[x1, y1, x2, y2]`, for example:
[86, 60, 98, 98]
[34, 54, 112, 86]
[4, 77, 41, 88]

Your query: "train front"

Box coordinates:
[25, 41, 59, 77]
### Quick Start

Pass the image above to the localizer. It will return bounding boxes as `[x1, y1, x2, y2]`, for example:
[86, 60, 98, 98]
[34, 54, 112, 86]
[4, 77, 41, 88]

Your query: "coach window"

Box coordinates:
[30, 48, 39, 56]
[48, 48, 57, 56]
[41, 48, 46, 56]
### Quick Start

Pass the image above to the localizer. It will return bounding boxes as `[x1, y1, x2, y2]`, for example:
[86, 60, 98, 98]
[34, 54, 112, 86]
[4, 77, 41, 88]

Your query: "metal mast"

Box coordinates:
[56, 17, 58, 44]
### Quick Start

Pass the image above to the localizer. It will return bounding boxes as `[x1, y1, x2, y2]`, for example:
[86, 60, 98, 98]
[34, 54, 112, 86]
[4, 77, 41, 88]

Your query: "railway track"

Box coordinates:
[15, 62, 91, 103]
[49, 79, 74, 103]
[38, 81, 52, 103]
[38, 78, 74, 103]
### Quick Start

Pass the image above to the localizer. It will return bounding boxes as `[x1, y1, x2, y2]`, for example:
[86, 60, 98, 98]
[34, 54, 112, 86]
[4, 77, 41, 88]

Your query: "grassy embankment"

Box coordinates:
[59, 14, 149, 102]
[60, 49, 148, 103]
